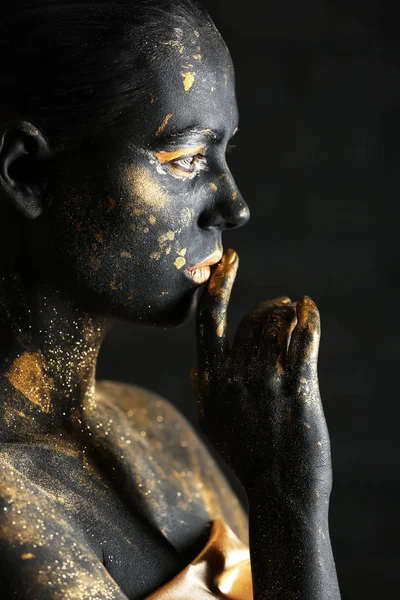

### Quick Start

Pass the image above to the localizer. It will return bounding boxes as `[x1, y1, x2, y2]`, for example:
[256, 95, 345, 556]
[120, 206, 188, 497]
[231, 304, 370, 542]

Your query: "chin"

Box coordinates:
[118, 286, 202, 329]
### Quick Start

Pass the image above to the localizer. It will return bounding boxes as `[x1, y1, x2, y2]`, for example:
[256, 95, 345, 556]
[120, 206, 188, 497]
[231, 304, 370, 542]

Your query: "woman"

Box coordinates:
[0, 1, 341, 598]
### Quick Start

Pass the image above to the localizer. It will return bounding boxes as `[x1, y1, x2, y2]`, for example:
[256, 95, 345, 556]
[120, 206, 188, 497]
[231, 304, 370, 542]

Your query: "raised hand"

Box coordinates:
[194, 249, 332, 510]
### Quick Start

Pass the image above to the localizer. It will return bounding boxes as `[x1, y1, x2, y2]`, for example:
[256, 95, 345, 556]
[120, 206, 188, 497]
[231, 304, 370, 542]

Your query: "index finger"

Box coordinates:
[196, 249, 238, 375]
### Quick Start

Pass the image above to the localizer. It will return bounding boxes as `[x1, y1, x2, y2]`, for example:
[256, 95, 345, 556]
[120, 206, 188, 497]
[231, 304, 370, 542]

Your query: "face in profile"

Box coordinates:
[46, 25, 250, 327]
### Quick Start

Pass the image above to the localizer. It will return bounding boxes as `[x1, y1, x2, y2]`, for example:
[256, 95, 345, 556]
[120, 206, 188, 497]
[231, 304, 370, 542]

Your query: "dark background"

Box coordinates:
[98, 2, 396, 598]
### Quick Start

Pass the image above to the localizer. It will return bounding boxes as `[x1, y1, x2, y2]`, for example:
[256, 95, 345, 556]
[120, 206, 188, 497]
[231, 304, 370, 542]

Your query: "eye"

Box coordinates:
[173, 154, 203, 173]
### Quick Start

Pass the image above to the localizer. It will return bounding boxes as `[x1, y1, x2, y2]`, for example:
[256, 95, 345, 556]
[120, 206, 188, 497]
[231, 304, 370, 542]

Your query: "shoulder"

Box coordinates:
[94, 380, 249, 543]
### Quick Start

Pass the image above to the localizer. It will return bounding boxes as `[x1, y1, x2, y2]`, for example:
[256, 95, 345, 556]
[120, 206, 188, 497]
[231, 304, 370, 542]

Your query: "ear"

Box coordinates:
[0, 120, 52, 219]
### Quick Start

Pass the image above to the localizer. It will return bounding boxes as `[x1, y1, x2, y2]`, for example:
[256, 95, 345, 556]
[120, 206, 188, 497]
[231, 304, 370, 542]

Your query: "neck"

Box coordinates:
[0, 265, 110, 438]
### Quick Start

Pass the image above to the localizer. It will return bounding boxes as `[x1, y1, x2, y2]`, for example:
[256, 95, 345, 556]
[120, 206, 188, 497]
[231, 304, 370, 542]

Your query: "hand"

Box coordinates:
[193, 249, 332, 509]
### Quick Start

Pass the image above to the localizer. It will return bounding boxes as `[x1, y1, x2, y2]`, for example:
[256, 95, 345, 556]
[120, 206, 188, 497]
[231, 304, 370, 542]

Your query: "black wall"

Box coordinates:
[98, 2, 396, 598]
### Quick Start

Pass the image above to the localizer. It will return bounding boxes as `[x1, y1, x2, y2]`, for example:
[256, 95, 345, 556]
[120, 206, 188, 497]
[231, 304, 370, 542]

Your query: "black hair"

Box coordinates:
[0, 0, 213, 151]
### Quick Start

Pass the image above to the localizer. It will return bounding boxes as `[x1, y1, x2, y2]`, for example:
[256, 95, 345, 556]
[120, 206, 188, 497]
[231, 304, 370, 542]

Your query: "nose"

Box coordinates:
[198, 173, 250, 231]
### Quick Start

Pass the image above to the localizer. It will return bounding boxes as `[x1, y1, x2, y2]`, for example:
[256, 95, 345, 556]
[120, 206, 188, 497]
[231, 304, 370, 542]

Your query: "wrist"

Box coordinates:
[246, 481, 331, 524]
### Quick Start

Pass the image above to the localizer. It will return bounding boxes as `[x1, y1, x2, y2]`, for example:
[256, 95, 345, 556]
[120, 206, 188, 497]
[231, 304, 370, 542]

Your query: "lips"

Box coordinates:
[186, 250, 223, 285]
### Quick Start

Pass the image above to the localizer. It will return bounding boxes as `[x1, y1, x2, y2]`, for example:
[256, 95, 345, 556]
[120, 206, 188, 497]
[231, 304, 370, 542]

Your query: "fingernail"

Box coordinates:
[225, 249, 237, 265]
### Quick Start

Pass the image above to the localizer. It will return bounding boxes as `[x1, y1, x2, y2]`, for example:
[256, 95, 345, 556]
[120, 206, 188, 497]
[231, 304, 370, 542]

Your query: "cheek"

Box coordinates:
[121, 165, 199, 271]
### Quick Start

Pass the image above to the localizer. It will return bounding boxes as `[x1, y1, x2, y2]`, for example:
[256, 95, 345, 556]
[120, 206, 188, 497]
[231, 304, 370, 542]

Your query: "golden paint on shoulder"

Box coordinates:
[123, 165, 169, 210]
[181, 71, 195, 92]
[156, 114, 173, 137]
[5, 351, 53, 413]
[174, 257, 187, 270]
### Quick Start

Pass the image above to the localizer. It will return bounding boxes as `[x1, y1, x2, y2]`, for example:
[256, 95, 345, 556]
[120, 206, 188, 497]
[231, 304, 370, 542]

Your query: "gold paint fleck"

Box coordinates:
[120, 251, 132, 260]
[193, 54, 201, 61]
[161, 291, 169, 296]
[150, 252, 162, 261]
[5, 351, 53, 413]
[21, 553, 35, 560]
[149, 215, 156, 225]
[95, 232, 104, 243]
[156, 114, 173, 137]
[174, 257, 187, 270]
[210, 183, 218, 192]
[232, 191, 238, 201]
[181, 71, 195, 92]
[180, 207, 195, 226]
[177, 248, 187, 257]
[165, 247, 172, 256]
[76, 223, 83, 233]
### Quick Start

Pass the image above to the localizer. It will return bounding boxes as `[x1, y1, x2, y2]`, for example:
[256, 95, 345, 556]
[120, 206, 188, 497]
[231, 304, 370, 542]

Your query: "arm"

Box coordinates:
[194, 249, 341, 600]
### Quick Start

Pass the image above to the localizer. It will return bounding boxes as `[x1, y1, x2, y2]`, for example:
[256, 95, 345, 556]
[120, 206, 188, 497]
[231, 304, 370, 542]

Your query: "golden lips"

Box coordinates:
[186, 250, 223, 285]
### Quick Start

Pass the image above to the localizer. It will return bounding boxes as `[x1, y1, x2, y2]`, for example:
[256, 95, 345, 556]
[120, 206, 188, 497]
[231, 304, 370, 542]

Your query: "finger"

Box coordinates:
[230, 297, 293, 363]
[196, 249, 238, 375]
[287, 296, 321, 380]
[258, 304, 298, 373]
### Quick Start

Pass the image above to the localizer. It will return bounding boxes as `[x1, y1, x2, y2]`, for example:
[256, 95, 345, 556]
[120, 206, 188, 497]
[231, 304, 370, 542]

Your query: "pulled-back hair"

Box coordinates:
[0, 0, 212, 151]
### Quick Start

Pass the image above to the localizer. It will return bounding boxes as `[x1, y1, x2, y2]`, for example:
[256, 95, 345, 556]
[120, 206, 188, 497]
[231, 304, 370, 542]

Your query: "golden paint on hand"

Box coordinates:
[174, 257, 187, 270]
[155, 114, 173, 137]
[5, 351, 53, 413]
[123, 165, 169, 210]
[181, 71, 195, 91]
[155, 147, 204, 164]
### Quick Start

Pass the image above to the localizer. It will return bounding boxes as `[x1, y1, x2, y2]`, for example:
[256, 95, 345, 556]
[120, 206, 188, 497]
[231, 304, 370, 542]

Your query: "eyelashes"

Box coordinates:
[153, 143, 236, 180]
[154, 147, 207, 179]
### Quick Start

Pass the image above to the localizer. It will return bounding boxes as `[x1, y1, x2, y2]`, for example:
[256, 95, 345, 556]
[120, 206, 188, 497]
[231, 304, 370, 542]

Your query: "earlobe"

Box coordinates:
[0, 120, 51, 220]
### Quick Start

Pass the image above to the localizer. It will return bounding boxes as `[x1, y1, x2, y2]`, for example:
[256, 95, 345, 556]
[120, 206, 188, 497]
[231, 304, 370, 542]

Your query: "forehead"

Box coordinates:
[133, 24, 238, 143]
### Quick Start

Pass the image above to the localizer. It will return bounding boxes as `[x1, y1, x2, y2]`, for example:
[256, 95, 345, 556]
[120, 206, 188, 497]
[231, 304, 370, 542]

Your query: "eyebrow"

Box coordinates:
[154, 124, 239, 147]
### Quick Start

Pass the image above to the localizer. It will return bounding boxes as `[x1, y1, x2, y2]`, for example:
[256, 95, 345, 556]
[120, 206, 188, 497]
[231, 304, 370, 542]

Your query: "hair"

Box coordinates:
[0, 0, 213, 152]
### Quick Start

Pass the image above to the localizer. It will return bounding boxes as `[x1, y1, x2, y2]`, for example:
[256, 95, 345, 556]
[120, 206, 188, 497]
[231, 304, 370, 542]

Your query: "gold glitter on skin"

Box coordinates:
[155, 114, 173, 137]
[123, 166, 169, 211]
[5, 351, 53, 413]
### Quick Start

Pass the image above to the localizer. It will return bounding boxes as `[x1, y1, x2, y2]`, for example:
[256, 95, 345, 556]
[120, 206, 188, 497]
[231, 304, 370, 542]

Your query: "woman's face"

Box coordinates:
[49, 27, 249, 327]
